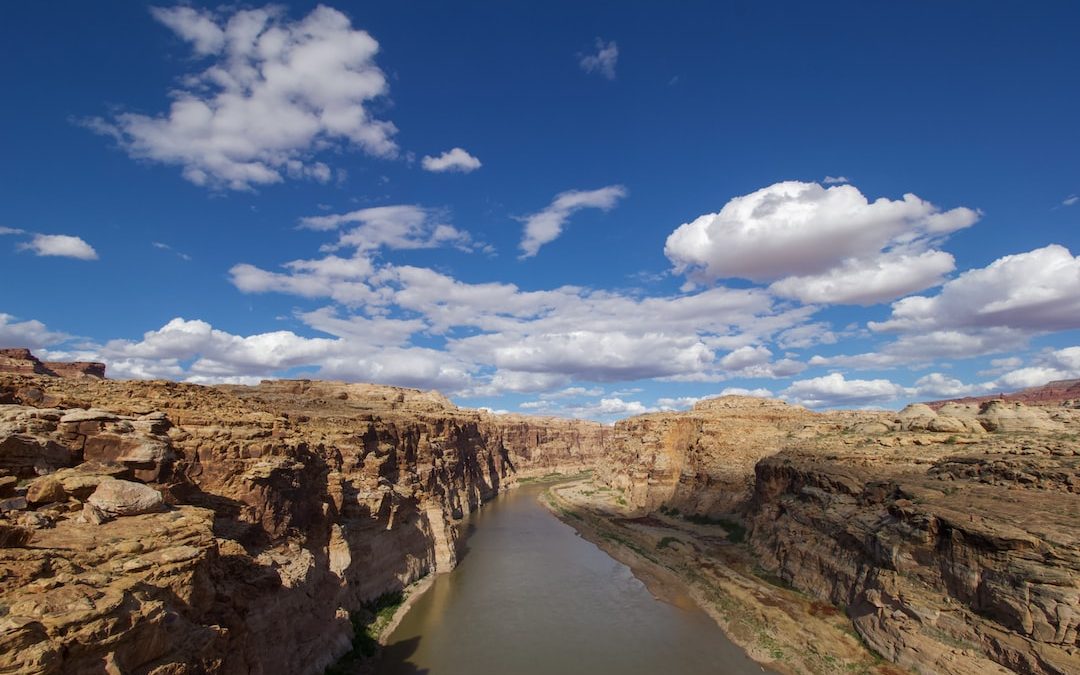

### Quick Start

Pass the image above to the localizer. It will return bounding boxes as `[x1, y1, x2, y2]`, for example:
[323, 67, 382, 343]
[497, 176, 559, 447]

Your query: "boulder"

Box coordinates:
[0, 475, 17, 498]
[26, 476, 66, 505]
[44, 462, 128, 499]
[86, 479, 165, 519]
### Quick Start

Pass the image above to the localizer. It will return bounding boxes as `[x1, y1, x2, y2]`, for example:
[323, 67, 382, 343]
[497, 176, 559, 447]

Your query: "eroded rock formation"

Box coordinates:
[596, 394, 1080, 674]
[0, 348, 106, 380]
[0, 361, 605, 674]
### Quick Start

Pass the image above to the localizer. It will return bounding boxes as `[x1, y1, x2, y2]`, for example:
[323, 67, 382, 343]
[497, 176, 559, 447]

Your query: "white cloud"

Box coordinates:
[152, 241, 191, 261]
[298, 204, 483, 253]
[65, 316, 476, 391]
[871, 245, 1080, 333]
[782, 373, 909, 408]
[541, 386, 604, 400]
[461, 331, 714, 382]
[811, 327, 1030, 370]
[719, 386, 773, 398]
[21, 234, 98, 260]
[776, 322, 837, 349]
[1063, 195, 1078, 207]
[664, 181, 980, 305]
[229, 237, 809, 391]
[86, 5, 396, 190]
[655, 395, 702, 410]
[421, 148, 482, 173]
[909, 347, 1080, 399]
[579, 39, 618, 79]
[0, 227, 26, 235]
[719, 345, 772, 370]
[991, 346, 1080, 389]
[0, 314, 69, 350]
[519, 185, 626, 258]
[823, 176, 849, 184]
[912, 373, 992, 398]
[768, 249, 957, 306]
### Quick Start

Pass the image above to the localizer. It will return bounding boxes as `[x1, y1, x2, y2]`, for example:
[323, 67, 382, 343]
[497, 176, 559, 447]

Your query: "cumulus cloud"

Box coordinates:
[21, 234, 98, 260]
[519, 185, 626, 258]
[230, 231, 814, 391]
[912, 373, 992, 399]
[782, 373, 909, 408]
[665, 181, 980, 305]
[0, 227, 25, 235]
[871, 244, 1080, 333]
[579, 39, 618, 79]
[0, 314, 70, 350]
[421, 148, 482, 173]
[49, 316, 476, 391]
[85, 5, 396, 190]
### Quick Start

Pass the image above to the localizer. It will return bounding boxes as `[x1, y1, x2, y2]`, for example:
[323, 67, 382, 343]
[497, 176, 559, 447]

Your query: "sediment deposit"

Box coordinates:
[0, 350, 605, 674]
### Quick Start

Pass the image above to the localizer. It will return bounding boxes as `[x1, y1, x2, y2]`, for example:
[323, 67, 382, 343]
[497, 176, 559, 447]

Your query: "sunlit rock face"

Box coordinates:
[0, 363, 606, 674]
[595, 393, 1080, 674]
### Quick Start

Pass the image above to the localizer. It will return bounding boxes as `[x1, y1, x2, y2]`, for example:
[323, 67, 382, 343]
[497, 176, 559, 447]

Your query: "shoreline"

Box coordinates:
[541, 478, 905, 675]
[373, 468, 594, 651]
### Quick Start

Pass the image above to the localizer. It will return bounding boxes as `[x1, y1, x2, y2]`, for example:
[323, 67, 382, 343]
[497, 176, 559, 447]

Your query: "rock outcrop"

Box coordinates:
[596, 396, 854, 514]
[0, 348, 105, 380]
[595, 394, 1080, 674]
[0, 365, 606, 674]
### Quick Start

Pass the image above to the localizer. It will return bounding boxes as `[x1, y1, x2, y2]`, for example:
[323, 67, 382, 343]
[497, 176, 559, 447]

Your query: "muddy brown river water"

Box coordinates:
[380, 482, 771, 674]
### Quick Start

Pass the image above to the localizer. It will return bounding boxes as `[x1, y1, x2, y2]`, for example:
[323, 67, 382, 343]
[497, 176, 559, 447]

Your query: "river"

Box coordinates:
[380, 482, 770, 674]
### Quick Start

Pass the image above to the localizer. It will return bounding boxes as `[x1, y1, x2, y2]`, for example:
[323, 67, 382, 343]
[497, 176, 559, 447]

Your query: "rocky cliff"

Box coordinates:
[0, 348, 106, 380]
[0, 361, 606, 674]
[596, 396, 1080, 674]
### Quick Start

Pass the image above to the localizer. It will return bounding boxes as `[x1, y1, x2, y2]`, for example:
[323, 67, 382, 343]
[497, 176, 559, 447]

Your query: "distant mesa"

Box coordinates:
[0, 348, 106, 380]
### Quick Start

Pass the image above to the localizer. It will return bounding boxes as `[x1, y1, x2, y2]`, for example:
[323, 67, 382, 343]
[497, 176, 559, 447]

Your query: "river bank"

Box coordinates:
[542, 478, 907, 675]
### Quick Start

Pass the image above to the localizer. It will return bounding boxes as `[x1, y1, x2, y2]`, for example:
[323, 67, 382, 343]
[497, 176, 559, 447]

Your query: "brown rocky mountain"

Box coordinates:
[1, 348, 1077, 674]
[0, 352, 604, 674]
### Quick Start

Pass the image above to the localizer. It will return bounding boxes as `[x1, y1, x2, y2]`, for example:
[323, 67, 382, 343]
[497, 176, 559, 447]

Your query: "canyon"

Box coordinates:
[0, 348, 1077, 674]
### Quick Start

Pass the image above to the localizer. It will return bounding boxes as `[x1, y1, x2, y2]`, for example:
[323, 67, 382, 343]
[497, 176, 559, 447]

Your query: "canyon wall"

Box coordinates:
[0, 354, 606, 674]
[597, 395, 1080, 674]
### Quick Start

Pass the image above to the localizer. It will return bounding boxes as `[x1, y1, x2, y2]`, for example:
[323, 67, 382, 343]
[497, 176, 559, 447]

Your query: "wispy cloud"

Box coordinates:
[519, 185, 627, 258]
[153, 241, 192, 261]
[579, 38, 618, 80]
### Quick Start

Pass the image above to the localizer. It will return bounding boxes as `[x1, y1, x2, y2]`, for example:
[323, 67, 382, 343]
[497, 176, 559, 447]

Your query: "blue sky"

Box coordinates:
[1, 1, 1078, 421]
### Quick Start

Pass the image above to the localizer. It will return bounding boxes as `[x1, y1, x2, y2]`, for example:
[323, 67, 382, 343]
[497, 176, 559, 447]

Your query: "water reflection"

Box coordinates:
[380, 483, 771, 675]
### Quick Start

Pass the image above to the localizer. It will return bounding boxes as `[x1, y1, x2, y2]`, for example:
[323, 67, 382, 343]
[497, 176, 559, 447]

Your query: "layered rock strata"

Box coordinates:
[0, 366, 605, 674]
[597, 396, 1080, 674]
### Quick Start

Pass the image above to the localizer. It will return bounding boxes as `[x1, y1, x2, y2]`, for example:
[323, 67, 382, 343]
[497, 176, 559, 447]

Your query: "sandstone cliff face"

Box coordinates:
[595, 395, 1080, 674]
[749, 436, 1080, 675]
[596, 396, 847, 514]
[0, 369, 605, 674]
[0, 348, 106, 380]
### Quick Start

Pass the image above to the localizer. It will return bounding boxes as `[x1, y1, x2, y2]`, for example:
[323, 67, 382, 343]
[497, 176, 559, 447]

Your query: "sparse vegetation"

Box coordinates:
[656, 536, 678, 550]
[684, 513, 747, 543]
[324, 590, 404, 674]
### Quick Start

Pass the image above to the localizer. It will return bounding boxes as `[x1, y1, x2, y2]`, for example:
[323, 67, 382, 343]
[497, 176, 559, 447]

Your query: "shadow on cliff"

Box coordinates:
[375, 636, 428, 675]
